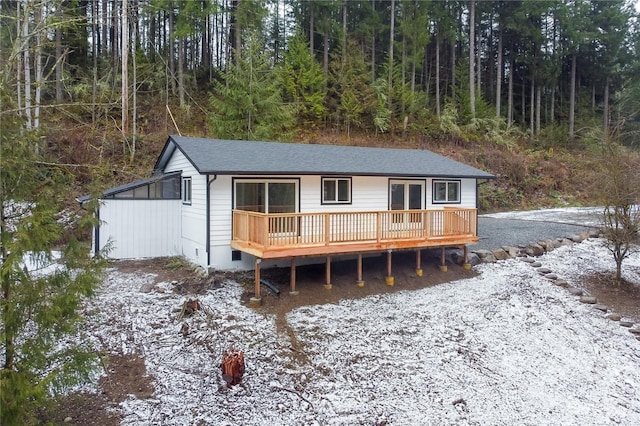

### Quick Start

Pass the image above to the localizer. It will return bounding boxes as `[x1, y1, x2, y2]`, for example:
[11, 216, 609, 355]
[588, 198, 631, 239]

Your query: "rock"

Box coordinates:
[501, 246, 519, 258]
[448, 249, 465, 264]
[537, 267, 552, 274]
[545, 273, 558, 280]
[519, 257, 535, 263]
[447, 249, 478, 266]
[64, 417, 73, 423]
[492, 249, 509, 261]
[554, 279, 569, 287]
[593, 304, 608, 312]
[620, 321, 634, 328]
[628, 328, 640, 335]
[559, 238, 573, 246]
[527, 244, 545, 256]
[531, 261, 542, 267]
[466, 253, 482, 266]
[473, 249, 497, 263]
[567, 287, 584, 296]
[140, 283, 154, 293]
[569, 234, 584, 243]
[579, 296, 597, 304]
[537, 241, 548, 250]
[549, 239, 562, 249]
[606, 313, 622, 321]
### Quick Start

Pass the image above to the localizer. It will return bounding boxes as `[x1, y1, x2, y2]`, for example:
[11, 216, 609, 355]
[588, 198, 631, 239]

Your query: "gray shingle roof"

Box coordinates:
[155, 135, 495, 179]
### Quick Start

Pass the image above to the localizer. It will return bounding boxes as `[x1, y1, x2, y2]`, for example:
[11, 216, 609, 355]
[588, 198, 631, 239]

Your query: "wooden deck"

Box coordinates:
[231, 207, 478, 259]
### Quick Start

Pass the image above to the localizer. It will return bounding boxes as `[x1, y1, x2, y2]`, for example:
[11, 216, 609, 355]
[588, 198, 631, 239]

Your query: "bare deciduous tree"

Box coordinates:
[598, 142, 640, 282]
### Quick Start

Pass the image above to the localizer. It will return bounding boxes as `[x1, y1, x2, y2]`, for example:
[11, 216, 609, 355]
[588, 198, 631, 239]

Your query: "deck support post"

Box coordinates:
[290, 258, 299, 295]
[250, 259, 262, 306]
[439, 247, 448, 272]
[463, 245, 472, 270]
[324, 256, 332, 290]
[356, 253, 364, 287]
[385, 250, 394, 286]
[416, 250, 423, 277]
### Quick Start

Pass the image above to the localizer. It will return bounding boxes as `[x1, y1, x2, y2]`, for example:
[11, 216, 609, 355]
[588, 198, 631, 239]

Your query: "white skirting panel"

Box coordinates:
[98, 199, 182, 259]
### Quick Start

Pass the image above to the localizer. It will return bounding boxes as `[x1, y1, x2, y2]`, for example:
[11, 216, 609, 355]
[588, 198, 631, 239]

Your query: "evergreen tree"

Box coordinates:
[0, 78, 106, 424]
[277, 31, 327, 127]
[326, 37, 375, 134]
[209, 31, 295, 141]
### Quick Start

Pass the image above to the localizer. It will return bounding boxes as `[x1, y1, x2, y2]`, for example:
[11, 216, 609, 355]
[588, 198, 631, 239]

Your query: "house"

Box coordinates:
[81, 135, 495, 302]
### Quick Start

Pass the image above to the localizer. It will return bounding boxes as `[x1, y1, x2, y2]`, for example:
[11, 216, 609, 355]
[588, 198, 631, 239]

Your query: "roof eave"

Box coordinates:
[197, 169, 495, 179]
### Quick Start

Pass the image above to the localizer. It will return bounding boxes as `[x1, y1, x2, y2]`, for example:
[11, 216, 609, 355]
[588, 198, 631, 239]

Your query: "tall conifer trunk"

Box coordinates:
[496, 26, 502, 118]
[569, 51, 576, 139]
[469, 0, 476, 118]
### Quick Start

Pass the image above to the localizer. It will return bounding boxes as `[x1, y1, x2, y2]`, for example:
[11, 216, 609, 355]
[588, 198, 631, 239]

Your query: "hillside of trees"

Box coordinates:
[2, 0, 640, 211]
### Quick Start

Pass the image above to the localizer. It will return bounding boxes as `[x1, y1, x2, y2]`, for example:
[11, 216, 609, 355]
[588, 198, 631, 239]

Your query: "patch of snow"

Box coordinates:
[79, 239, 640, 425]
[21, 251, 63, 276]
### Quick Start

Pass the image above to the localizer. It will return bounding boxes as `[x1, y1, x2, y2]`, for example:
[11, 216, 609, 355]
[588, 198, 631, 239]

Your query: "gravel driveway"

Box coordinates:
[472, 207, 602, 251]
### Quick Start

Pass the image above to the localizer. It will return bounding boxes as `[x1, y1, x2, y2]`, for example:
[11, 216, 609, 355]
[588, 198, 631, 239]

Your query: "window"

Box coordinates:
[433, 180, 461, 203]
[322, 177, 351, 204]
[234, 179, 298, 213]
[182, 177, 192, 205]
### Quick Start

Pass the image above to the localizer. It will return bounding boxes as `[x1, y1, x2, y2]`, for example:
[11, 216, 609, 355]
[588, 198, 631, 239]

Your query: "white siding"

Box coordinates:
[98, 199, 181, 259]
[164, 150, 208, 268]
[207, 175, 478, 271]
[209, 175, 235, 269]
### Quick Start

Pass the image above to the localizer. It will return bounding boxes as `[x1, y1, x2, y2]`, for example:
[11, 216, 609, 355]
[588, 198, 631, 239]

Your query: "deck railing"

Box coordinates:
[232, 208, 477, 252]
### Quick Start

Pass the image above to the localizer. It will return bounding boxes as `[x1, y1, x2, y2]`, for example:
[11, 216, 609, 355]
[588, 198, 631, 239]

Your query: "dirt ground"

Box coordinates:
[40, 251, 640, 425]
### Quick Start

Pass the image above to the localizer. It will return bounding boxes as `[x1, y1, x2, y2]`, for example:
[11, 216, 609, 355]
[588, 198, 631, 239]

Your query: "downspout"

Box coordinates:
[94, 206, 100, 255]
[206, 174, 217, 268]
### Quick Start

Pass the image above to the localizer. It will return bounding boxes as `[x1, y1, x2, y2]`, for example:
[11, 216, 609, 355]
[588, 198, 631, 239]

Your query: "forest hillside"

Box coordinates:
[2, 0, 640, 212]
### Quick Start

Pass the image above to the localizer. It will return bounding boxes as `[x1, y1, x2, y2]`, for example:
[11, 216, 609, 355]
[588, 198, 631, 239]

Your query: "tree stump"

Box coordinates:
[221, 349, 245, 387]
[179, 299, 201, 319]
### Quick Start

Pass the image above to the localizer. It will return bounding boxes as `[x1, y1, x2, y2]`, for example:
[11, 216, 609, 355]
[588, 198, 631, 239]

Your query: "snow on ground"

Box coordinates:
[84, 238, 640, 425]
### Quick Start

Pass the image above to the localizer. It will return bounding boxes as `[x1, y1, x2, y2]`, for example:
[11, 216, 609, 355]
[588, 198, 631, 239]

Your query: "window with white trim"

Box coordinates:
[322, 177, 351, 204]
[389, 180, 424, 210]
[433, 180, 461, 203]
[182, 177, 192, 205]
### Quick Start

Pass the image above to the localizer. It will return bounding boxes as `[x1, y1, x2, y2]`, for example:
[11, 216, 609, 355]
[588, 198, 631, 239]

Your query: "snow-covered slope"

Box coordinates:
[84, 238, 640, 425]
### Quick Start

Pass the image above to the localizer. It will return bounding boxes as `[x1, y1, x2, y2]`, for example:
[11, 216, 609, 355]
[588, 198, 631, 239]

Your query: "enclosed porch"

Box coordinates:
[231, 208, 478, 302]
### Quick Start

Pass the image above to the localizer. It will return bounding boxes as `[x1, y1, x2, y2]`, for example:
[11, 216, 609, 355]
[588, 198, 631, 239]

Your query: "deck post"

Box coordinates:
[250, 259, 262, 306]
[416, 249, 423, 277]
[439, 247, 448, 272]
[324, 256, 332, 289]
[385, 250, 394, 286]
[290, 258, 299, 295]
[356, 253, 364, 287]
[463, 245, 472, 270]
